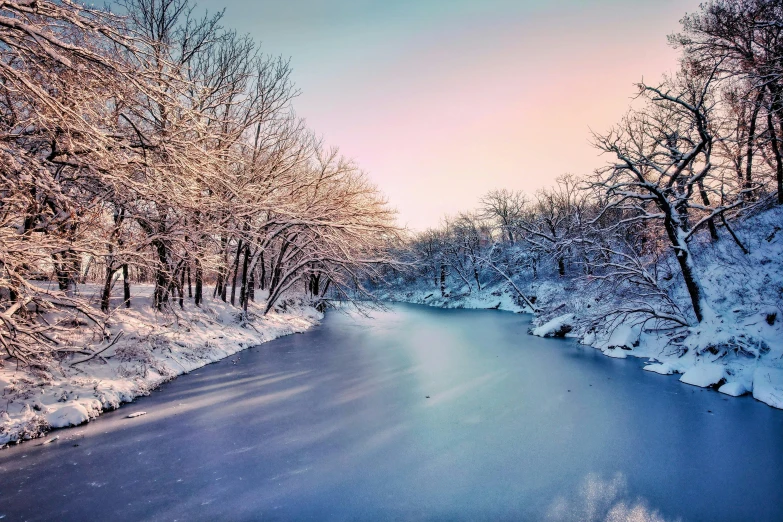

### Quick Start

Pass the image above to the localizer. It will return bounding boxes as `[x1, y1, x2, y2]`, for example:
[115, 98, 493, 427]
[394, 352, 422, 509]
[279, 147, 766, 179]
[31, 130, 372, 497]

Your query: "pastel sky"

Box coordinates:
[200, 0, 702, 230]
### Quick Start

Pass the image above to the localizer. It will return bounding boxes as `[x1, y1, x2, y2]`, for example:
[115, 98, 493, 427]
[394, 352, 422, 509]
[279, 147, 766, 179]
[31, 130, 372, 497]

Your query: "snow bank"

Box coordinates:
[600, 347, 627, 359]
[644, 363, 676, 375]
[45, 403, 98, 428]
[679, 363, 726, 388]
[752, 367, 783, 409]
[590, 324, 643, 359]
[531, 314, 574, 338]
[718, 381, 749, 397]
[597, 324, 641, 350]
[1, 285, 321, 447]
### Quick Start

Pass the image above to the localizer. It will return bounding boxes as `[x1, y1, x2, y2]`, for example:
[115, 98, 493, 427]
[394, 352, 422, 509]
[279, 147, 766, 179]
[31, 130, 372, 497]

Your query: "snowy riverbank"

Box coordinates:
[385, 283, 783, 410]
[0, 286, 321, 447]
[528, 208, 783, 410]
[382, 209, 783, 410]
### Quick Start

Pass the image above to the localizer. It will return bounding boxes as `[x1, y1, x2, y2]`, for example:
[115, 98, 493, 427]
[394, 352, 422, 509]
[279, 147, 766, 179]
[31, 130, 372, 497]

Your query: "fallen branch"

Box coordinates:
[70, 331, 124, 366]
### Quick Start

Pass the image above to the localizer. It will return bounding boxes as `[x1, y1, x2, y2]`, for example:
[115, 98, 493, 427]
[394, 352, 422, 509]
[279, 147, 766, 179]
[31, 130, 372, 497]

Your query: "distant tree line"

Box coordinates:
[0, 0, 397, 365]
[391, 0, 783, 330]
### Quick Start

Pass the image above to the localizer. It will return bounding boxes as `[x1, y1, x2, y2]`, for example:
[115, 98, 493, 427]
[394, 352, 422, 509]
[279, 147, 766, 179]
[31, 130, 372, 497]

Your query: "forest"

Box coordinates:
[0, 0, 398, 368]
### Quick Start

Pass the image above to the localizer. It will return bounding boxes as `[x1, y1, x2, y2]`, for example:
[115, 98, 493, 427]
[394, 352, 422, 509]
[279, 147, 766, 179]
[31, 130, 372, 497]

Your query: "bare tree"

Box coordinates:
[513, 174, 588, 278]
[674, 0, 783, 204]
[480, 189, 525, 242]
[592, 70, 745, 323]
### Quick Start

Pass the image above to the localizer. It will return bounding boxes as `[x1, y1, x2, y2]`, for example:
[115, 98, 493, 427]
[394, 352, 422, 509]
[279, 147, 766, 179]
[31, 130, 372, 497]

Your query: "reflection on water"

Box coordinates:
[547, 473, 674, 522]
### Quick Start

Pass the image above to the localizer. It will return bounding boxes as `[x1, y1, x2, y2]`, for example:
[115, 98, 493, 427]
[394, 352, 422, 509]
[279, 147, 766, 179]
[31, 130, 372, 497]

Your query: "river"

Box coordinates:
[1, 304, 781, 521]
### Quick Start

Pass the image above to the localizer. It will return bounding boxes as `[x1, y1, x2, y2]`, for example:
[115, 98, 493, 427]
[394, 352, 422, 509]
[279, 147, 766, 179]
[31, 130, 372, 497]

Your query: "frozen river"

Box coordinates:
[1, 304, 781, 521]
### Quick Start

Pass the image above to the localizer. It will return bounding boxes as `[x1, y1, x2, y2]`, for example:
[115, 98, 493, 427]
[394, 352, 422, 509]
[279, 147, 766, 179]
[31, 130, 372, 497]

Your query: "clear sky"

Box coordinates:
[199, 0, 702, 230]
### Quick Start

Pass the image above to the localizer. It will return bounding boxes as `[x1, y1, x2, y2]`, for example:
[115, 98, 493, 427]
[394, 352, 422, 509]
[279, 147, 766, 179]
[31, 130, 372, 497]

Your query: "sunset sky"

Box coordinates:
[201, 0, 702, 230]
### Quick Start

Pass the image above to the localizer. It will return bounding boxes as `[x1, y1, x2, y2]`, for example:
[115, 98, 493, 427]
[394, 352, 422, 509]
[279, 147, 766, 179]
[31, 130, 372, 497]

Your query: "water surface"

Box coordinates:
[1, 304, 781, 521]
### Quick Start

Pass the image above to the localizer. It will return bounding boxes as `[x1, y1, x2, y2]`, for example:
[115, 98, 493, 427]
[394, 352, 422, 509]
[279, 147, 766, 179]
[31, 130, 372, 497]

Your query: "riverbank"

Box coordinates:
[382, 202, 783, 412]
[0, 286, 321, 447]
[383, 277, 782, 413]
[384, 282, 783, 410]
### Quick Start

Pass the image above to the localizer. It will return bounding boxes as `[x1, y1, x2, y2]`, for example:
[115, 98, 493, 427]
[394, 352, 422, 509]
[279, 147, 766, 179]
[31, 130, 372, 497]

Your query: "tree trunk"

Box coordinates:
[745, 90, 764, 198]
[213, 273, 222, 298]
[100, 266, 117, 313]
[230, 239, 243, 306]
[239, 244, 250, 310]
[440, 263, 447, 297]
[179, 268, 185, 309]
[152, 239, 169, 310]
[122, 264, 131, 308]
[698, 179, 719, 241]
[664, 217, 705, 323]
[214, 235, 227, 300]
[53, 250, 78, 295]
[248, 269, 255, 302]
[195, 258, 204, 307]
[258, 251, 266, 291]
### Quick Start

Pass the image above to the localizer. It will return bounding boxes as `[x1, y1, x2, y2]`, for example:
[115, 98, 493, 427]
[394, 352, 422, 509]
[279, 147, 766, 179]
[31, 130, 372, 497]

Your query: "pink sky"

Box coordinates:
[207, 0, 703, 230]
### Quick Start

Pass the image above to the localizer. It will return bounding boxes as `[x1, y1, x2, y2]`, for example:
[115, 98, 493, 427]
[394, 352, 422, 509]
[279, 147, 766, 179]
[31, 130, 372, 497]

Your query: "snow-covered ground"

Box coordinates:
[0, 286, 321, 447]
[384, 207, 783, 410]
[380, 286, 529, 314]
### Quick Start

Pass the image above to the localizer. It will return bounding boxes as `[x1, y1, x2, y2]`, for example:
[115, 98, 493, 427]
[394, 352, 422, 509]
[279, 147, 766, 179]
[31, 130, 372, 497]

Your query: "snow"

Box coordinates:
[593, 324, 643, 359]
[1, 284, 321, 447]
[45, 403, 95, 428]
[718, 381, 749, 397]
[601, 347, 628, 359]
[752, 367, 783, 409]
[595, 324, 641, 350]
[644, 363, 676, 375]
[531, 313, 575, 338]
[679, 363, 726, 388]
